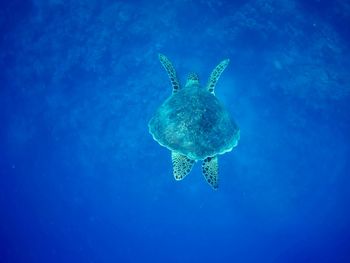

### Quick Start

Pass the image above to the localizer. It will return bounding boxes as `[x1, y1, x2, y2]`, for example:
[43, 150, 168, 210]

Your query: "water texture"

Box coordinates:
[1, 0, 349, 262]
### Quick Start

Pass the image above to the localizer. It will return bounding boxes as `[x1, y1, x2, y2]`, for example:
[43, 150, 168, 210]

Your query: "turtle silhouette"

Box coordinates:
[148, 54, 240, 189]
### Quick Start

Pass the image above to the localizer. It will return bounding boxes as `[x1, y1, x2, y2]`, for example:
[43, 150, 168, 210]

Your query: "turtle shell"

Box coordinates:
[148, 86, 240, 160]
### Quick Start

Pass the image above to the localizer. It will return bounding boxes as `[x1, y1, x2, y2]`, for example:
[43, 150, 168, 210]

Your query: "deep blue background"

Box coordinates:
[1, 0, 350, 262]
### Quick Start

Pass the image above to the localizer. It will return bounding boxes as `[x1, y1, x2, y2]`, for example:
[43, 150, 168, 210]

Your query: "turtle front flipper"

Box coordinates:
[206, 59, 230, 94]
[158, 54, 181, 93]
[172, 152, 195, 181]
[202, 156, 218, 190]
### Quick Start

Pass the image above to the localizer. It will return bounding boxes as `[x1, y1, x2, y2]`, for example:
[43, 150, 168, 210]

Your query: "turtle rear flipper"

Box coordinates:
[202, 156, 218, 189]
[159, 54, 181, 93]
[206, 59, 230, 94]
[172, 152, 195, 180]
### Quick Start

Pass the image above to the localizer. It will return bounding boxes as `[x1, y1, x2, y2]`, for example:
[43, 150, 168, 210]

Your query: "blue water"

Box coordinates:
[1, 1, 350, 262]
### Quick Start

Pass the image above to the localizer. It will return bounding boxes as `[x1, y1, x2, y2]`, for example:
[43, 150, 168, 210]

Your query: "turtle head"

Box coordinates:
[185, 72, 200, 88]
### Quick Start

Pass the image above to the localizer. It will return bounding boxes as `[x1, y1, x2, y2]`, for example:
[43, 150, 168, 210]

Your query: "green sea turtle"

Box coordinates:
[148, 54, 240, 189]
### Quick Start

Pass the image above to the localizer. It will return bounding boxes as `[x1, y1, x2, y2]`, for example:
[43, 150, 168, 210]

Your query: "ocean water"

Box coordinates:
[1, 0, 350, 262]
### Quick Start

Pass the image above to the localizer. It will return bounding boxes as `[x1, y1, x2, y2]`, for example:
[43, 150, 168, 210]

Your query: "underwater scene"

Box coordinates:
[1, 0, 350, 262]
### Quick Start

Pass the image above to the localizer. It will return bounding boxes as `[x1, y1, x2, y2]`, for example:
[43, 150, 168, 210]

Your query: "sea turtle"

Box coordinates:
[148, 54, 240, 189]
